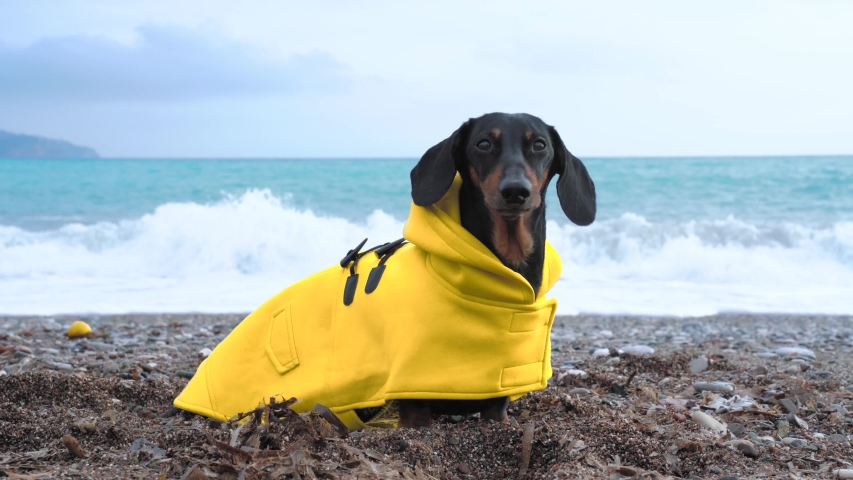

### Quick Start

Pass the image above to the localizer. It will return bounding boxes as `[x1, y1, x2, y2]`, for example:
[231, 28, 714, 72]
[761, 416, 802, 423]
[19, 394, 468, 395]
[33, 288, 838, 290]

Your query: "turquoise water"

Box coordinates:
[2, 156, 851, 230]
[1, 156, 851, 315]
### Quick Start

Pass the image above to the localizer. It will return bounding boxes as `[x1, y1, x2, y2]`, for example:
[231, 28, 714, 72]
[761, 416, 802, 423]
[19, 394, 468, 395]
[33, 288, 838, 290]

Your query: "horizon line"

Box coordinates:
[4, 153, 853, 161]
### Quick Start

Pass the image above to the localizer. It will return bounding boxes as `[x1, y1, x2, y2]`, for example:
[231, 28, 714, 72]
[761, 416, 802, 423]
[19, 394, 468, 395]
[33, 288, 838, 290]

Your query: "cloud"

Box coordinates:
[0, 25, 351, 102]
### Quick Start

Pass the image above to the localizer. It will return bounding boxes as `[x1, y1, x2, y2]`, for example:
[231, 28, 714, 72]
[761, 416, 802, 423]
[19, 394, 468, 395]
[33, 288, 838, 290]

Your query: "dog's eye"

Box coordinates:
[476, 140, 491, 150]
[533, 139, 547, 151]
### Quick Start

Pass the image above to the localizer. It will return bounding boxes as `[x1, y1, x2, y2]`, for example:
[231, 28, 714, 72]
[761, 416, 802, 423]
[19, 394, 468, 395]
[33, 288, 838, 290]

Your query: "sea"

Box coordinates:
[1, 156, 851, 316]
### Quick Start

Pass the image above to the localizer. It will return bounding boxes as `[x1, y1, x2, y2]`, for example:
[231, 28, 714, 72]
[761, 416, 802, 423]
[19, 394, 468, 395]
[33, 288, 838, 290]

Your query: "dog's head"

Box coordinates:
[411, 112, 596, 235]
[410, 113, 595, 270]
[411, 113, 595, 226]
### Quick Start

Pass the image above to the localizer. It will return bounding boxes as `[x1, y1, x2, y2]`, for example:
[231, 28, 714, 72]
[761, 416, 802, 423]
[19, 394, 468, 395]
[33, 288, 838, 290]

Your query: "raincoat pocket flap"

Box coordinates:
[509, 306, 553, 333]
[266, 305, 300, 374]
[501, 362, 543, 388]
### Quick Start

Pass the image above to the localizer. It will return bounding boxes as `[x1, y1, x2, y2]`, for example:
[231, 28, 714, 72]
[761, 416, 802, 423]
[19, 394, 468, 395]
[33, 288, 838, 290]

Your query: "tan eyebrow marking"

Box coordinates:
[525, 130, 533, 140]
[491, 128, 501, 138]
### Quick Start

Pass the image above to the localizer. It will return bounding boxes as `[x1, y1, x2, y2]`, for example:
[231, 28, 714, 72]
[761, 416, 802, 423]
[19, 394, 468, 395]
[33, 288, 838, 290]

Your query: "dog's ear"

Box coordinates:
[410, 121, 469, 206]
[548, 126, 596, 226]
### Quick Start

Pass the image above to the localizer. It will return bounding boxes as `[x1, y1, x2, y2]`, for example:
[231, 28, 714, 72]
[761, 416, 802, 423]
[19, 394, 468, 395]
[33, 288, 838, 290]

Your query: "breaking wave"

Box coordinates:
[1, 190, 851, 315]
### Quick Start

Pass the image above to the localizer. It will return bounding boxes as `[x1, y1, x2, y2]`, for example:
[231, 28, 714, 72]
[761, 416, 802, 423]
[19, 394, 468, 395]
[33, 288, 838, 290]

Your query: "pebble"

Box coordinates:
[693, 381, 734, 393]
[828, 404, 849, 415]
[448, 436, 459, 445]
[689, 356, 708, 374]
[780, 437, 806, 448]
[592, 348, 613, 357]
[749, 365, 769, 375]
[727, 422, 745, 437]
[776, 346, 816, 361]
[86, 341, 117, 351]
[568, 388, 591, 397]
[198, 348, 212, 358]
[775, 420, 789, 439]
[730, 439, 759, 458]
[837, 469, 853, 479]
[755, 352, 779, 359]
[45, 361, 73, 371]
[175, 370, 195, 379]
[828, 434, 851, 447]
[595, 330, 613, 339]
[690, 410, 726, 435]
[779, 397, 798, 414]
[564, 369, 589, 380]
[810, 370, 833, 377]
[129, 437, 166, 457]
[622, 345, 654, 355]
[457, 462, 472, 475]
[786, 413, 808, 430]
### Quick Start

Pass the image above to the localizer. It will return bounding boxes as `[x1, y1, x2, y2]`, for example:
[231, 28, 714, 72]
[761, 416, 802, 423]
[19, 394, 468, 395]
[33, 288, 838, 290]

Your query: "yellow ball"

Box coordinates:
[67, 321, 92, 338]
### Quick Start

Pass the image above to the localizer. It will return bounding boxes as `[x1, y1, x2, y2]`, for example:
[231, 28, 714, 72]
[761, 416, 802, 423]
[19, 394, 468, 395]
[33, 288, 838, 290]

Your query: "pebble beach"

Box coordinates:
[2, 313, 852, 479]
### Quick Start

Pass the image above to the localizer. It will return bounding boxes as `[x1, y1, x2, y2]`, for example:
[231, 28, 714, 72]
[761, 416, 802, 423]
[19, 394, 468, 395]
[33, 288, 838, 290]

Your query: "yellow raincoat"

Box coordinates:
[174, 176, 562, 429]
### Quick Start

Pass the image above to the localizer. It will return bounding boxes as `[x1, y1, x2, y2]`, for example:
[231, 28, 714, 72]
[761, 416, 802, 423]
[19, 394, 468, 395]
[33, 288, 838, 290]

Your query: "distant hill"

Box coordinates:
[0, 130, 99, 158]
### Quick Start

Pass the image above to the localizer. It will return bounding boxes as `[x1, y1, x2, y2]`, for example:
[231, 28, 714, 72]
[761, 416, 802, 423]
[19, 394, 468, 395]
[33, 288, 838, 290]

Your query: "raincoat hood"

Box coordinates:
[403, 175, 561, 303]
[174, 175, 563, 429]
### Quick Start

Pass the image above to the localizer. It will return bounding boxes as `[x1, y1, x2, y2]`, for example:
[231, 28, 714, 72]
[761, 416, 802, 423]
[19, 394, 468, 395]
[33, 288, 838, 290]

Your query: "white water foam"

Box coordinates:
[1, 190, 851, 315]
[548, 213, 853, 316]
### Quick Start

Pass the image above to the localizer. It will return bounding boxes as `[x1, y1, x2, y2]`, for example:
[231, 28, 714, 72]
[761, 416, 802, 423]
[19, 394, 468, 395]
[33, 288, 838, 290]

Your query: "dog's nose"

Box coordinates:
[500, 180, 531, 205]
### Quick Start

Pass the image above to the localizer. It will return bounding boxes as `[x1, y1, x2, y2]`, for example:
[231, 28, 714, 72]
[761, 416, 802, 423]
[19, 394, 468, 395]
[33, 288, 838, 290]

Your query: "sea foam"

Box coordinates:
[1, 190, 850, 315]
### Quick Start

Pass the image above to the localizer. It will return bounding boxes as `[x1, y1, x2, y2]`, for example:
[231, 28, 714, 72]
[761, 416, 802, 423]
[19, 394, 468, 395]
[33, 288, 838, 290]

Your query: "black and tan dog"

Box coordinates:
[399, 112, 596, 427]
[173, 112, 595, 430]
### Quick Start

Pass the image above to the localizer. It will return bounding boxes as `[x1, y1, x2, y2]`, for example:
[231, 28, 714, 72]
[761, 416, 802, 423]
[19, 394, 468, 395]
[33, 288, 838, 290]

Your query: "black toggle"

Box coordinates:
[373, 237, 407, 258]
[343, 274, 359, 306]
[340, 238, 368, 267]
[365, 238, 408, 294]
[364, 264, 385, 294]
[341, 237, 408, 304]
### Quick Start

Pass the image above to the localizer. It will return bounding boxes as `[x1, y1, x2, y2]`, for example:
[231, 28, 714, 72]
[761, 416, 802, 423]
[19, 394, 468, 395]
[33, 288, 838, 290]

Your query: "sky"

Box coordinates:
[1, 1, 852, 158]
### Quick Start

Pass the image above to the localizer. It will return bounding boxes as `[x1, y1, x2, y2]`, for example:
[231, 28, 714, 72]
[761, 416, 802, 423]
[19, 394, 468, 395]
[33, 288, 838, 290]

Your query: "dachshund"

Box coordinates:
[394, 112, 596, 428]
[169, 112, 596, 429]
